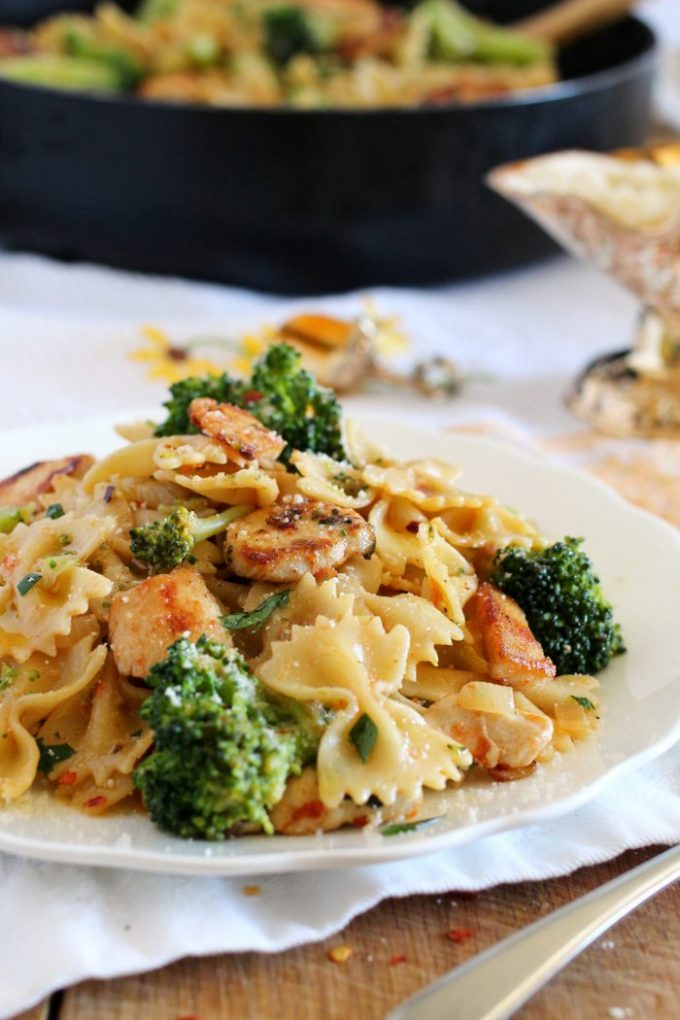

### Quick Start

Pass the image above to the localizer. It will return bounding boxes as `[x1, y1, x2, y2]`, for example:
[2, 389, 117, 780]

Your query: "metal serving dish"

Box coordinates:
[0, 11, 657, 293]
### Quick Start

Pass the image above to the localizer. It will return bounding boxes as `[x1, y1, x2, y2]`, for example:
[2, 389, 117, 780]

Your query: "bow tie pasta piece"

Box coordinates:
[0, 632, 106, 801]
[289, 450, 376, 509]
[45, 655, 154, 814]
[259, 607, 471, 809]
[0, 513, 115, 661]
[363, 459, 470, 513]
[361, 592, 463, 680]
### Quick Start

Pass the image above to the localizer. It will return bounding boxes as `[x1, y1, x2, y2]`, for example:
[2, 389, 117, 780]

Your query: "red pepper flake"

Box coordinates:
[405, 521, 420, 534]
[292, 800, 325, 823]
[243, 389, 263, 404]
[85, 795, 107, 809]
[446, 927, 474, 944]
[58, 771, 78, 786]
[351, 815, 368, 828]
[389, 954, 407, 966]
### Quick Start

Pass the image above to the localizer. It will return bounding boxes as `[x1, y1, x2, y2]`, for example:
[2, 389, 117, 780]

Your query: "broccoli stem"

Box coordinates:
[130, 503, 254, 572]
[192, 505, 252, 543]
[0, 55, 125, 92]
[421, 0, 552, 67]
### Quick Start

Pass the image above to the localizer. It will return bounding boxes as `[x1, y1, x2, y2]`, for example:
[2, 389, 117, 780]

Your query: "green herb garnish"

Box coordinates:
[380, 817, 442, 837]
[223, 590, 291, 632]
[17, 572, 42, 596]
[36, 737, 76, 775]
[571, 695, 596, 711]
[46, 503, 65, 520]
[349, 713, 378, 763]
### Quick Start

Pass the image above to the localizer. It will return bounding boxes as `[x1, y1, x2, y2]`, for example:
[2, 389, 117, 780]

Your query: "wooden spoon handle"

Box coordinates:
[513, 0, 634, 46]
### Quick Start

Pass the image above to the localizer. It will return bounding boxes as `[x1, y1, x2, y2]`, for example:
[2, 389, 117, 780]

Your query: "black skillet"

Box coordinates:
[0, 4, 657, 294]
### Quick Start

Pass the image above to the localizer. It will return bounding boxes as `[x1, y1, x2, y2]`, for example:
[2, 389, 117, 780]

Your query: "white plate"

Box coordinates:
[0, 410, 679, 876]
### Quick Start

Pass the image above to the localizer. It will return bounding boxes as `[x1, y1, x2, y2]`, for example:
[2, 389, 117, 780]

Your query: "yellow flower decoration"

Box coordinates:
[130, 326, 225, 384]
[129, 302, 411, 388]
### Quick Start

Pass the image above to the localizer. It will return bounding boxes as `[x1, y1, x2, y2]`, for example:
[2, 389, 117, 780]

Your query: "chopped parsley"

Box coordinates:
[36, 737, 76, 775]
[349, 713, 378, 763]
[17, 572, 42, 596]
[58, 533, 72, 546]
[223, 590, 291, 632]
[46, 503, 65, 520]
[571, 695, 596, 711]
[380, 817, 442, 837]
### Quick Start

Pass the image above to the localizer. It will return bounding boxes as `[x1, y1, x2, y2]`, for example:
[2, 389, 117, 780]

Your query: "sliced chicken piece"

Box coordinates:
[188, 398, 285, 467]
[467, 582, 556, 687]
[224, 498, 376, 583]
[270, 766, 421, 835]
[108, 564, 227, 678]
[425, 687, 553, 770]
[0, 454, 94, 506]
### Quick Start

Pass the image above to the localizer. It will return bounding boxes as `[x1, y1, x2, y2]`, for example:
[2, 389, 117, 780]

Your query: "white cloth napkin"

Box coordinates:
[0, 247, 678, 1019]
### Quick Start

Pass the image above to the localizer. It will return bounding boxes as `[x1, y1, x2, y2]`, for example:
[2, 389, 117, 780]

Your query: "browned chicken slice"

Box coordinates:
[108, 565, 227, 678]
[467, 582, 556, 687]
[224, 498, 376, 583]
[270, 767, 421, 835]
[0, 454, 94, 506]
[188, 398, 285, 467]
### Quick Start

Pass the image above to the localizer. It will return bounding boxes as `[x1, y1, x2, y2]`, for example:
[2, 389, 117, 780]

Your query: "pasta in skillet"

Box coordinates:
[0, 344, 621, 839]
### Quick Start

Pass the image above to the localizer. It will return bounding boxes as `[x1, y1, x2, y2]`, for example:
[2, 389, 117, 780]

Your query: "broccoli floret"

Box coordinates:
[62, 27, 144, 90]
[133, 636, 320, 838]
[154, 343, 345, 462]
[263, 6, 330, 66]
[249, 343, 344, 461]
[130, 504, 251, 572]
[490, 537, 624, 675]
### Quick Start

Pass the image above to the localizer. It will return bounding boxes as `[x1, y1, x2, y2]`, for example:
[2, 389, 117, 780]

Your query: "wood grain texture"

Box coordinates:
[48, 845, 678, 1020]
[12, 1005, 50, 1020]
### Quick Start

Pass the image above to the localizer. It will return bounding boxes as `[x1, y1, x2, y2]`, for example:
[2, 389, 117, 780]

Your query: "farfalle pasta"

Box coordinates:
[0, 352, 617, 840]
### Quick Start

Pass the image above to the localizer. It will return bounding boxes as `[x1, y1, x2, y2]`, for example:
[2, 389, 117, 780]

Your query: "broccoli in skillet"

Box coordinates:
[130, 504, 252, 573]
[133, 636, 320, 838]
[490, 537, 624, 675]
[263, 6, 332, 66]
[61, 25, 144, 89]
[154, 342, 345, 462]
[419, 0, 552, 67]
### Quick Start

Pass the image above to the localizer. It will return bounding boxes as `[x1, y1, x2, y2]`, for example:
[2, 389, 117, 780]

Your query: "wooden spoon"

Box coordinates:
[513, 0, 635, 46]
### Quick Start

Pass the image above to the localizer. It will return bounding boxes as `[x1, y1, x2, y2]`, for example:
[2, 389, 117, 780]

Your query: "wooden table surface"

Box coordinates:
[13, 843, 678, 1020]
